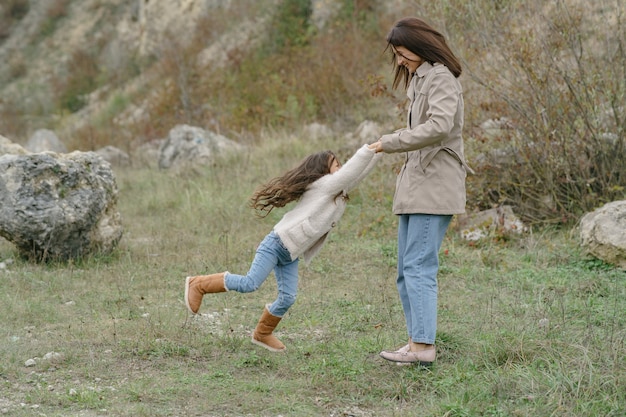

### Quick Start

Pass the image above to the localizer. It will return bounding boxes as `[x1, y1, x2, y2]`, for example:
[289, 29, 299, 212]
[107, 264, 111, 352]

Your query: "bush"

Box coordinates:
[0, 0, 29, 41]
[262, 0, 314, 54]
[54, 49, 100, 113]
[443, 1, 626, 224]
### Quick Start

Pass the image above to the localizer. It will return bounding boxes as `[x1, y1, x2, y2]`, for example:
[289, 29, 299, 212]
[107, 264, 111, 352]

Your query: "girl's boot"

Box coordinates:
[251, 305, 286, 352]
[184, 272, 228, 314]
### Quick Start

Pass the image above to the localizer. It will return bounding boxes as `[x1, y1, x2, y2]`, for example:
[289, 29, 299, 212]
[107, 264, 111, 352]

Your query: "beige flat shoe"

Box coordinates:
[379, 346, 436, 367]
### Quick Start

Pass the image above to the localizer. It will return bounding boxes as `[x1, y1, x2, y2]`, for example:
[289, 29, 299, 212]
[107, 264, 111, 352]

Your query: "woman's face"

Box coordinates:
[392, 45, 423, 74]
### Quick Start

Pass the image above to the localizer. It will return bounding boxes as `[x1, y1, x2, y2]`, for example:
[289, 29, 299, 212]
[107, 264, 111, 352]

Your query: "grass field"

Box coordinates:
[0, 135, 624, 416]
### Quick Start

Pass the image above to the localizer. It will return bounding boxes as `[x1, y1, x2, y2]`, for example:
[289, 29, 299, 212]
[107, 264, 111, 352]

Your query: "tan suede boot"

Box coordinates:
[251, 305, 286, 352]
[184, 272, 227, 314]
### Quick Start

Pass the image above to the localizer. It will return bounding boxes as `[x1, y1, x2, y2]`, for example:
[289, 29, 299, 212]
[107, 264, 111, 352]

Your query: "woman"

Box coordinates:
[184, 143, 380, 352]
[371, 17, 473, 366]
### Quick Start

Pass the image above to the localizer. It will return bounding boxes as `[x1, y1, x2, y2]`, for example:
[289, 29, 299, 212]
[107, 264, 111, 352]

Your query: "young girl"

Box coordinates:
[184, 143, 380, 352]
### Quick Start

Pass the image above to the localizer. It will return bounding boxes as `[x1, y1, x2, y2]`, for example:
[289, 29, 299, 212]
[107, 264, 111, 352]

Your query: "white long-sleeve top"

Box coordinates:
[273, 144, 380, 265]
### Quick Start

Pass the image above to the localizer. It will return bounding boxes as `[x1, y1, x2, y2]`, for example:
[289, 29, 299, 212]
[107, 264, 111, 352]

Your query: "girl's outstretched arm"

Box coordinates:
[347, 144, 382, 190]
[316, 144, 381, 194]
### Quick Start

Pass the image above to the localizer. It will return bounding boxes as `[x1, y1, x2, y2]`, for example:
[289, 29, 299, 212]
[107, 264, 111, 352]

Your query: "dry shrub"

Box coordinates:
[133, 0, 388, 144]
[442, 0, 626, 225]
[0, 0, 29, 40]
[38, 0, 70, 38]
[53, 49, 100, 113]
[46, 0, 70, 19]
[58, 0, 394, 151]
[0, 97, 26, 141]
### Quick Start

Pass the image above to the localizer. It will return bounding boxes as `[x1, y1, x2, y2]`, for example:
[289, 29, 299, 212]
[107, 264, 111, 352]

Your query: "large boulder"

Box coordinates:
[158, 124, 243, 171]
[0, 151, 123, 261]
[580, 200, 626, 269]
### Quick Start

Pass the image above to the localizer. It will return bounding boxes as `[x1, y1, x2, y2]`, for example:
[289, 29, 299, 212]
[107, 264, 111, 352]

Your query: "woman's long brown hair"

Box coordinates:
[386, 17, 462, 90]
[250, 150, 337, 217]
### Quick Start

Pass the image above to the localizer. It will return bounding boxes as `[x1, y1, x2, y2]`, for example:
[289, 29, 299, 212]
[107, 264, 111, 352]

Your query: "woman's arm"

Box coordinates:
[380, 70, 459, 154]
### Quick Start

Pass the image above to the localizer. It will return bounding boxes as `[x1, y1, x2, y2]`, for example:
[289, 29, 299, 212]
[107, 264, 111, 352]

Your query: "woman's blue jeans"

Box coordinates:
[396, 214, 452, 345]
[223, 231, 298, 317]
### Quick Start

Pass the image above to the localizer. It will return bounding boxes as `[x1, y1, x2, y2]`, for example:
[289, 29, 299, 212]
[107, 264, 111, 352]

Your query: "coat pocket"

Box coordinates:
[286, 218, 317, 248]
[403, 159, 429, 187]
[419, 147, 442, 172]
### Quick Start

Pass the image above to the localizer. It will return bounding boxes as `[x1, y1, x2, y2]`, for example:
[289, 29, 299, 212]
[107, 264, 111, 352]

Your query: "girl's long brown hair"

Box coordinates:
[250, 150, 337, 217]
[386, 17, 462, 90]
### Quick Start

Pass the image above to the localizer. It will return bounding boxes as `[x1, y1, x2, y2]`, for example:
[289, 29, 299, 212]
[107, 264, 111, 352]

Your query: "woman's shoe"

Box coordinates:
[379, 346, 436, 367]
[389, 343, 412, 366]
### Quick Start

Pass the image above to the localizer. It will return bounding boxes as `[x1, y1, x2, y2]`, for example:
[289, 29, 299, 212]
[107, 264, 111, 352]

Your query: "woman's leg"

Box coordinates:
[396, 215, 412, 339]
[401, 214, 452, 345]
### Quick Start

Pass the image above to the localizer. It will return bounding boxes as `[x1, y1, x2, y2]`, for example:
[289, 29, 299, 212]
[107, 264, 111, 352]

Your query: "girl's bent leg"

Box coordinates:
[184, 272, 228, 314]
[224, 233, 281, 293]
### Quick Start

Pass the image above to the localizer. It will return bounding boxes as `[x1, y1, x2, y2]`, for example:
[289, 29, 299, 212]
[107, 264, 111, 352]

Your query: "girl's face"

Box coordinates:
[329, 156, 341, 174]
[392, 45, 423, 74]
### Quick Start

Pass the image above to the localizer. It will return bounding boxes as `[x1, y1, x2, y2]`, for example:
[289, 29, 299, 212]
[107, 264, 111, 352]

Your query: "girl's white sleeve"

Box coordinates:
[346, 150, 381, 192]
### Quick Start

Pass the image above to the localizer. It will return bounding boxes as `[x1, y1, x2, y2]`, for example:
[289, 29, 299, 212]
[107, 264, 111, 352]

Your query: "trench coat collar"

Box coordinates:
[415, 61, 434, 78]
[407, 62, 435, 99]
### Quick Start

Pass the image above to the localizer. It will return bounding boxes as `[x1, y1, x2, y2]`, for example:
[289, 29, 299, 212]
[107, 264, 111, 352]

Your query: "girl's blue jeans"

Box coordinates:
[396, 214, 452, 345]
[224, 231, 298, 317]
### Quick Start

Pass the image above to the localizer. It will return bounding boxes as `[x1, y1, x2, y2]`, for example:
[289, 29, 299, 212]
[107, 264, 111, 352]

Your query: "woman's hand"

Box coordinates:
[368, 140, 383, 153]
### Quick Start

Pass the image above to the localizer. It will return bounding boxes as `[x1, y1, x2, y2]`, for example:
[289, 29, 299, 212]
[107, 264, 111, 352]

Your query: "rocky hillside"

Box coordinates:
[0, 0, 290, 147]
[0, 1, 417, 148]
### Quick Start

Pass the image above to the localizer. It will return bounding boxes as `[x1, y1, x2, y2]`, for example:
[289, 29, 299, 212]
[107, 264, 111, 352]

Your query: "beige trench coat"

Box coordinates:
[380, 62, 472, 215]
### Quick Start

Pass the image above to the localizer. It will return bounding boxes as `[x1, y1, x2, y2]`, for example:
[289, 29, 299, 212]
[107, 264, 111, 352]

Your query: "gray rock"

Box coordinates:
[456, 205, 527, 241]
[0, 151, 123, 261]
[95, 145, 131, 168]
[303, 122, 333, 140]
[133, 139, 163, 169]
[580, 200, 626, 269]
[354, 120, 382, 143]
[344, 120, 383, 148]
[26, 129, 67, 153]
[158, 124, 243, 171]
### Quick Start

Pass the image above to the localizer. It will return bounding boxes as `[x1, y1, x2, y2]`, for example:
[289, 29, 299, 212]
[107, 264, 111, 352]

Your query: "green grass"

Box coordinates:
[0, 135, 624, 416]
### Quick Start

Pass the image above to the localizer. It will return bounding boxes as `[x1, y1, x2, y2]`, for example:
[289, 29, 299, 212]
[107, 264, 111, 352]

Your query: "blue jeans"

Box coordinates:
[224, 231, 298, 317]
[396, 214, 452, 345]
